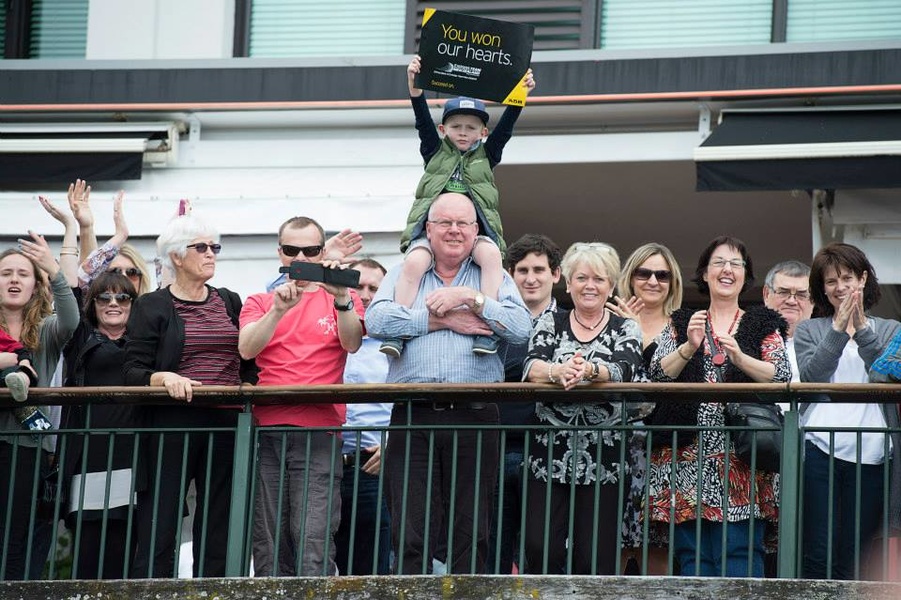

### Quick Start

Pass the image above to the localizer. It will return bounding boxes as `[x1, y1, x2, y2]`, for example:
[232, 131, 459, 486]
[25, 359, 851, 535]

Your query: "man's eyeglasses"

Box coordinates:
[95, 292, 134, 305]
[108, 267, 142, 279]
[280, 244, 323, 258]
[428, 219, 477, 230]
[633, 268, 672, 282]
[186, 242, 222, 255]
[770, 287, 810, 301]
[709, 258, 746, 270]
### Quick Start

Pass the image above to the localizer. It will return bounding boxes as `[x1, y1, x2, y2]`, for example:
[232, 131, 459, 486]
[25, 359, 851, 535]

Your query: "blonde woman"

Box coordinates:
[609, 243, 682, 574]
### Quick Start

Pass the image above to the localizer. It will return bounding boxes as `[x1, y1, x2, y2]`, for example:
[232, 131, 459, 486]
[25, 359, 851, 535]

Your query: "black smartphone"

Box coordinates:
[278, 261, 361, 288]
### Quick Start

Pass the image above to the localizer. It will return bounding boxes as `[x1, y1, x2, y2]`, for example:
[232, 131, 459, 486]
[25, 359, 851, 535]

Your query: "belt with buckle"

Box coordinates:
[342, 451, 374, 467]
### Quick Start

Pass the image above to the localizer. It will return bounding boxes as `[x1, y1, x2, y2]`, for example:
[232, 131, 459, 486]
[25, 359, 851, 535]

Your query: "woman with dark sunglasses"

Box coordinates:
[123, 214, 257, 578]
[60, 272, 141, 579]
[609, 243, 683, 574]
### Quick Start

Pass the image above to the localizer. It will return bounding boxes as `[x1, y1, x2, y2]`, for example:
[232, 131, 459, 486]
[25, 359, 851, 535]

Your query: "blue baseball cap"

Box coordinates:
[442, 97, 489, 125]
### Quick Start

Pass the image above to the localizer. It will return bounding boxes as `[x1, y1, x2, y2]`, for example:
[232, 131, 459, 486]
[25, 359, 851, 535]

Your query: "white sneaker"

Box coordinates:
[4, 371, 29, 403]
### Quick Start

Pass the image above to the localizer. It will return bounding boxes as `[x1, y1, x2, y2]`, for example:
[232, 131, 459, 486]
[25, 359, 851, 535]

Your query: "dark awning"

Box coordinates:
[695, 109, 901, 191]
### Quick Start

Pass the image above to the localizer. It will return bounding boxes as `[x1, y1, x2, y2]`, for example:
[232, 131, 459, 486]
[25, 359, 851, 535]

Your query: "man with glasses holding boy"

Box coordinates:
[239, 216, 365, 576]
[762, 260, 813, 381]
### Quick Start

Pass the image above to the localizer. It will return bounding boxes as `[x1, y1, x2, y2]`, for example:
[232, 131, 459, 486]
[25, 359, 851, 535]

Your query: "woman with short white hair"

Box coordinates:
[124, 214, 257, 578]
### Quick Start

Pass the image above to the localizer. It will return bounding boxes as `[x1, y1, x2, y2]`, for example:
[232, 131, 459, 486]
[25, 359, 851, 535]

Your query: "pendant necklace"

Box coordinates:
[573, 310, 606, 330]
[709, 308, 740, 366]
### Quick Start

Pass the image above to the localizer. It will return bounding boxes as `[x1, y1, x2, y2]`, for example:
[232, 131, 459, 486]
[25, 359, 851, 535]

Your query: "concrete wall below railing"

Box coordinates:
[4, 576, 901, 600]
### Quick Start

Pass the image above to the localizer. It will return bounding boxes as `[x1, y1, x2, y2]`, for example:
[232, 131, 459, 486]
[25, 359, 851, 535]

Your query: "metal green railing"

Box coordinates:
[1, 382, 900, 581]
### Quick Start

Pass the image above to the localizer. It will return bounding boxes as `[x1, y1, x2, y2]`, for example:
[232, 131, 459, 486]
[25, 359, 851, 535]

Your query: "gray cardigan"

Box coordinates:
[795, 315, 901, 531]
[1, 270, 79, 449]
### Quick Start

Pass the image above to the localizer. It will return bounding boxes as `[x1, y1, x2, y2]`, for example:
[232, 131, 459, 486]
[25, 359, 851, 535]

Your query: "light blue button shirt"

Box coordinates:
[365, 257, 531, 384]
[341, 336, 393, 454]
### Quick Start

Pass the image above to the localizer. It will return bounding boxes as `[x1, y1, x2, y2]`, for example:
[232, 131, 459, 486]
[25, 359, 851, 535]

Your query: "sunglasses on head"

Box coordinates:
[280, 244, 323, 258]
[633, 267, 672, 282]
[109, 267, 142, 278]
[95, 292, 133, 305]
[186, 242, 222, 254]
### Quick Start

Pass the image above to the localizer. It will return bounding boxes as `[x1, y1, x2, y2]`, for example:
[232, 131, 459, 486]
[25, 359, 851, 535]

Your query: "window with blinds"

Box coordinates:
[406, 1, 594, 52]
[600, 0, 772, 49]
[30, 0, 88, 58]
[786, 0, 901, 42]
[249, 0, 406, 57]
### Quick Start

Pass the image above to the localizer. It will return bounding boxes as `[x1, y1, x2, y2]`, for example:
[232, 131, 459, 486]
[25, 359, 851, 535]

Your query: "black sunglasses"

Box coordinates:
[633, 267, 672, 282]
[186, 242, 222, 255]
[108, 267, 142, 278]
[95, 292, 134, 305]
[280, 244, 323, 258]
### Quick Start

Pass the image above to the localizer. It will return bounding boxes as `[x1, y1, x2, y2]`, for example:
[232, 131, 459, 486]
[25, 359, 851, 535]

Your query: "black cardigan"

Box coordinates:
[123, 285, 258, 387]
[647, 305, 787, 445]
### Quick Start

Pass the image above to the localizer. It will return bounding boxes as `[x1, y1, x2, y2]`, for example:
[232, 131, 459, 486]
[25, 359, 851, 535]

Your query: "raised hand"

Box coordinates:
[686, 310, 707, 351]
[323, 229, 363, 261]
[18, 231, 59, 277]
[407, 55, 423, 97]
[67, 179, 94, 229]
[37, 195, 75, 229]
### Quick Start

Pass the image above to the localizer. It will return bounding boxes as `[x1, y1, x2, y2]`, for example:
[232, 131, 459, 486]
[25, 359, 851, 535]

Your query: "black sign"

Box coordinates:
[415, 9, 534, 106]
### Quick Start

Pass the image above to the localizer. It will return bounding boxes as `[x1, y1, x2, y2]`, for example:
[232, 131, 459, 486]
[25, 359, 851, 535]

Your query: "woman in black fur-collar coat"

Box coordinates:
[645, 236, 790, 578]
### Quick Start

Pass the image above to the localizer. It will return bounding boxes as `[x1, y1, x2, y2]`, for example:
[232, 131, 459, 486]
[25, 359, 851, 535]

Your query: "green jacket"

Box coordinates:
[400, 137, 505, 253]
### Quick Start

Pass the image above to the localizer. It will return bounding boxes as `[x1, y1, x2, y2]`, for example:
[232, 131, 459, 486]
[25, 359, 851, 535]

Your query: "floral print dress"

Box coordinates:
[645, 319, 790, 529]
[524, 310, 643, 487]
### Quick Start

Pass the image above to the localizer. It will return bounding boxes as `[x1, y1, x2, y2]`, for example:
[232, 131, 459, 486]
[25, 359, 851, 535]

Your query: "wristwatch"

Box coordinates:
[334, 297, 354, 312]
[473, 292, 485, 313]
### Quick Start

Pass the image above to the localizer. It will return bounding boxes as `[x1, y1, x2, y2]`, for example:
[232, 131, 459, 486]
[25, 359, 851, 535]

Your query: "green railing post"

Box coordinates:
[778, 403, 801, 578]
[226, 410, 255, 576]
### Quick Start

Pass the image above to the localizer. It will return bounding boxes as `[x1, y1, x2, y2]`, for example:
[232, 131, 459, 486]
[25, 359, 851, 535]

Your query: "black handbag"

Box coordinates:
[37, 457, 68, 520]
[723, 401, 783, 472]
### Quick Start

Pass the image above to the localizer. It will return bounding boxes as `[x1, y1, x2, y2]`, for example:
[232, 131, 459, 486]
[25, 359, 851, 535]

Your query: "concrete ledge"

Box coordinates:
[3, 576, 901, 600]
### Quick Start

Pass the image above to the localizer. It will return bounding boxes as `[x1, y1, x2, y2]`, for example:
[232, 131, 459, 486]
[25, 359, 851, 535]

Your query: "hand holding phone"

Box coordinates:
[278, 261, 361, 288]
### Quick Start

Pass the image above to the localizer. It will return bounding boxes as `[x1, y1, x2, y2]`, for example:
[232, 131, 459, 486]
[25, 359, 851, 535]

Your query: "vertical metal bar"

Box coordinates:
[492, 429, 507, 574]
[667, 430, 678, 576]
[541, 427, 554, 574]
[566, 428, 577, 574]
[778, 405, 800, 578]
[123, 431, 141, 578]
[226, 410, 254, 577]
[196, 431, 216, 577]
[273, 430, 288, 576]
[322, 431, 338, 576]
[147, 432, 166, 577]
[747, 425, 757, 577]
[694, 429, 704, 576]
[243, 427, 261, 574]
[445, 429, 459, 574]
[853, 431, 862, 580]
[721, 427, 731, 577]
[371, 427, 388, 575]
[614, 411, 627, 576]
[98, 431, 117, 577]
[47, 433, 69, 580]
[421, 429, 436, 575]
[469, 429, 484, 574]
[71, 419, 92, 579]
[395, 403, 412, 575]
[517, 427, 531, 572]
[171, 432, 190, 578]
[347, 437, 362, 575]
[1, 437, 20, 579]
[826, 433, 835, 578]
[882, 430, 891, 578]
[24, 438, 42, 580]
[296, 431, 314, 575]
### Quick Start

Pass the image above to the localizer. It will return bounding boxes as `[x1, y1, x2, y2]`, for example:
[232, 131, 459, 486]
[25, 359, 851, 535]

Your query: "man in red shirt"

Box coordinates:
[239, 216, 364, 576]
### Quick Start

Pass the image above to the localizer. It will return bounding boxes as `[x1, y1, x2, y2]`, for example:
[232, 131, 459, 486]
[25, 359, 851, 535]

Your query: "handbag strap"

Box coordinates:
[704, 320, 725, 383]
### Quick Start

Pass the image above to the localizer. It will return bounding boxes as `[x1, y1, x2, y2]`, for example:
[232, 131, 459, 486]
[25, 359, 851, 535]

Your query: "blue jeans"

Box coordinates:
[335, 463, 392, 575]
[487, 450, 525, 573]
[673, 519, 764, 577]
[802, 441, 885, 580]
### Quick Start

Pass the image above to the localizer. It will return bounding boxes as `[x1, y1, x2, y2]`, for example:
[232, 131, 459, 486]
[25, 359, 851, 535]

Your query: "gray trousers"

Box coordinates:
[252, 429, 342, 576]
